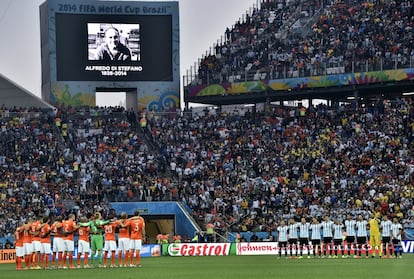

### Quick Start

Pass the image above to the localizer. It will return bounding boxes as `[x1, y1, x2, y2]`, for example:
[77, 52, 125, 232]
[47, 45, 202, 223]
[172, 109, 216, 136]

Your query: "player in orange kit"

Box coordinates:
[40, 217, 52, 269]
[77, 216, 91, 268]
[22, 219, 33, 269]
[117, 212, 130, 267]
[103, 219, 119, 268]
[50, 216, 64, 269]
[14, 222, 25, 270]
[128, 210, 146, 267]
[61, 214, 77, 269]
[30, 216, 43, 269]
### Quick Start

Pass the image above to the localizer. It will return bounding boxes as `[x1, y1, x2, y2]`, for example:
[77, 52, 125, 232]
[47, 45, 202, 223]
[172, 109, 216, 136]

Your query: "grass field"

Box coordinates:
[1, 255, 412, 279]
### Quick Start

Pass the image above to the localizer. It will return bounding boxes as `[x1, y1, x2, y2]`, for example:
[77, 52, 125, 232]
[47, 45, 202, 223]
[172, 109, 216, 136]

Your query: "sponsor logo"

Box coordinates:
[402, 241, 414, 253]
[0, 250, 16, 263]
[168, 243, 230, 256]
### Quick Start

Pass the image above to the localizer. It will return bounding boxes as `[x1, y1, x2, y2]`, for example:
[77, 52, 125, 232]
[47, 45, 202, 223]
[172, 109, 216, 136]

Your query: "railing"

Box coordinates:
[184, 55, 414, 87]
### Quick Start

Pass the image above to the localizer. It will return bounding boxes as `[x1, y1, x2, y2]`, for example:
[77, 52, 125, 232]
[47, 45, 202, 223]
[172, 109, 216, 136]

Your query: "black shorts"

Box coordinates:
[288, 239, 298, 245]
[299, 238, 308, 246]
[279, 241, 288, 247]
[345, 236, 355, 243]
[356, 236, 367, 245]
[333, 239, 342, 246]
[323, 237, 333, 244]
[311, 239, 321, 245]
[382, 237, 391, 244]
[392, 239, 400, 245]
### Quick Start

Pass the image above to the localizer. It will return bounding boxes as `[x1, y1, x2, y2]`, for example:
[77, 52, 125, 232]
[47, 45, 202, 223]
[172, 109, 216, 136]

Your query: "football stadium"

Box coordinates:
[0, 0, 413, 278]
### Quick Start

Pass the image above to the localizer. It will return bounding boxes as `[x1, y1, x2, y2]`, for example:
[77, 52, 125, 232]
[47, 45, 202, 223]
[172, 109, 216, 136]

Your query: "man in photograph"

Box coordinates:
[95, 27, 131, 61]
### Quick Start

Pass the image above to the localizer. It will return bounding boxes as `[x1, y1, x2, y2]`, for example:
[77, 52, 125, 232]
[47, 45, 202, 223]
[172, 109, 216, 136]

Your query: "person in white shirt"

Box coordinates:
[298, 217, 311, 259]
[287, 219, 299, 258]
[310, 218, 322, 257]
[355, 215, 368, 258]
[344, 214, 356, 258]
[380, 215, 392, 258]
[321, 215, 334, 258]
[390, 218, 403, 259]
[332, 219, 344, 258]
[277, 220, 289, 259]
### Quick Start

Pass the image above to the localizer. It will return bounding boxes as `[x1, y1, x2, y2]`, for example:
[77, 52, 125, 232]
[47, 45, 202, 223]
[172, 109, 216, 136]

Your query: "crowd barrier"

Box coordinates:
[2, 241, 413, 263]
[0, 244, 161, 264]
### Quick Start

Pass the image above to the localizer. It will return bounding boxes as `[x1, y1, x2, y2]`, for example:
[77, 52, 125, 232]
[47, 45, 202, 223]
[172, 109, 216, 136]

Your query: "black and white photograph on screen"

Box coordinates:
[88, 23, 140, 61]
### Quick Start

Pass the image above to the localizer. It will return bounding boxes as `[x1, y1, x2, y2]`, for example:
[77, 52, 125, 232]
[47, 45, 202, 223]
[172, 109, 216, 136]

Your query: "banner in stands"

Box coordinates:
[167, 243, 230, 256]
[186, 68, 414, 98]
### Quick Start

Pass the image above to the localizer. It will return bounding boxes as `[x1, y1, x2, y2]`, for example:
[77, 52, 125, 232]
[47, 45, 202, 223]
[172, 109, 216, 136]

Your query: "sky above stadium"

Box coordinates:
[0, 0, 257, 106]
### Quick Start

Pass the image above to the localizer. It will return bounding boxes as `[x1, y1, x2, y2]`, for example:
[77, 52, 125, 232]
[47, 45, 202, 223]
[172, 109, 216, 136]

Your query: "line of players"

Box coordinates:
[13, 210, 145, 270]
[276, 214, 404, 259]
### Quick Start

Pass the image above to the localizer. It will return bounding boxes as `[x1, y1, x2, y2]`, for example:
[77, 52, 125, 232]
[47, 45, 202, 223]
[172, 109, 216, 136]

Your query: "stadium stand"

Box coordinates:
[191, 0, 414, 85]
[1, 99, 413, 244]
[1, 0, 414, 245]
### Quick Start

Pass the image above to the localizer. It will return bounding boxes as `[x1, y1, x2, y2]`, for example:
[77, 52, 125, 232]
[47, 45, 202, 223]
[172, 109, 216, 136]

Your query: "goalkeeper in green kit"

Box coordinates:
[79, 212, 110, 267]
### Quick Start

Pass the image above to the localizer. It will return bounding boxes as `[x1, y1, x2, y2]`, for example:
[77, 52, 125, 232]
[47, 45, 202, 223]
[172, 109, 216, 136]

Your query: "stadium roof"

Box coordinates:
[0, 73, 54, 109]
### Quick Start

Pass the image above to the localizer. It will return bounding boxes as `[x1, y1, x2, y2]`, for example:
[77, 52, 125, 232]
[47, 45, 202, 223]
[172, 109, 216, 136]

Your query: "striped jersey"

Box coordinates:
[299, 223, 310, 238]
[390, 223, 403, 240]
[344, 219, 356, 236]
[380, 220, 392, 237]
[321, 220, 334, 238]
[288, 223, 299, 239]
[277, 225, 289, 242]
[310, 223, 322, 240]
[356, 220, 368, 237]
[333, 224, 343, 240]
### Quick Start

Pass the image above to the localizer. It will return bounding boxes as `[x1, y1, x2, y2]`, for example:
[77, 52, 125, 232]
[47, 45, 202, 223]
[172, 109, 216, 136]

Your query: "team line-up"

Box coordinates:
[272, 214, 403, 259]
[13, 211, 404, 270]
[14, 210, 145, 270]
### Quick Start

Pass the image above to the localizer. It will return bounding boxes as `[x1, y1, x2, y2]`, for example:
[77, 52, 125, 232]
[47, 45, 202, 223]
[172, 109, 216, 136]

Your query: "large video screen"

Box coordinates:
[55, 13, 172, 81]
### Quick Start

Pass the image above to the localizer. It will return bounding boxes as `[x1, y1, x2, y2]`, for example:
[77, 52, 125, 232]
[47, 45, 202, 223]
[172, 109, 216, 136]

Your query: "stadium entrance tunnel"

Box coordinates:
[96, 88, 138, 111]
[144, 215, 175, 243]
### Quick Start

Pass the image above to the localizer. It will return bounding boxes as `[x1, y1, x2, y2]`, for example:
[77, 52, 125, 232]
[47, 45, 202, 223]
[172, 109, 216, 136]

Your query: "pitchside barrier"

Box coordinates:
[0, 244, 161, 264]
[161, 241, 414, 257]
[1, 241, 413, 262]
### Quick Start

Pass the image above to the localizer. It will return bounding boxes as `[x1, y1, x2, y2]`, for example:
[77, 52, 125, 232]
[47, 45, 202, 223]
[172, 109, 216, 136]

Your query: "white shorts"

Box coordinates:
[32, 240, 42, 252]
[16, 246, 25, 257]
[64, 239, 75, 252]
[78, 240, 90, 254]
[42, 243, 51, 255]
[129, 239, 142, 251]
[53, 237, 65, 253]
[118, 238, 130, 253]
[23, 242, 33, 255]
[103, 240, 117, 252]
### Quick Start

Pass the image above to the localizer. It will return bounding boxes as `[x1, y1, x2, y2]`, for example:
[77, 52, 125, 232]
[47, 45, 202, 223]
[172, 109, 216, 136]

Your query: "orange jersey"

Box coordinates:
[129, 218, 145, 240]
[104, 223, 118, 241]
[118, 220, 130, 239]
[22, 224, 32, 244]
[30, 221, 42, 242]
[62, 219, 76, 241]
[15, 227, 24, 247]
[40, 223, 51, 244]
[50, 221, 63, 238]
[78, 226, 90, 242]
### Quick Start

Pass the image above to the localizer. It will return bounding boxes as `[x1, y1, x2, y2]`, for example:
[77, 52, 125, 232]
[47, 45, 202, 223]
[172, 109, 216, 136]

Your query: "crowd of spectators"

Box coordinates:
[0, 105, 171, 240]
[1, 98, 414, 244]
[146, 98, 414, 237]
[194, 0, 414, 85]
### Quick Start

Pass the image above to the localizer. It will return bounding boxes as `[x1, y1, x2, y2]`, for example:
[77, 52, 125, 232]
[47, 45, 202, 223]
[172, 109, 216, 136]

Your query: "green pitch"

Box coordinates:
[1, 255, 412, 279]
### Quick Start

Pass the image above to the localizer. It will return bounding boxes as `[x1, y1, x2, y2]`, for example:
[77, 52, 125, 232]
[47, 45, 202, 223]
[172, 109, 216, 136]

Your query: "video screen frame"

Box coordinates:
[55, 13, 173, 82]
